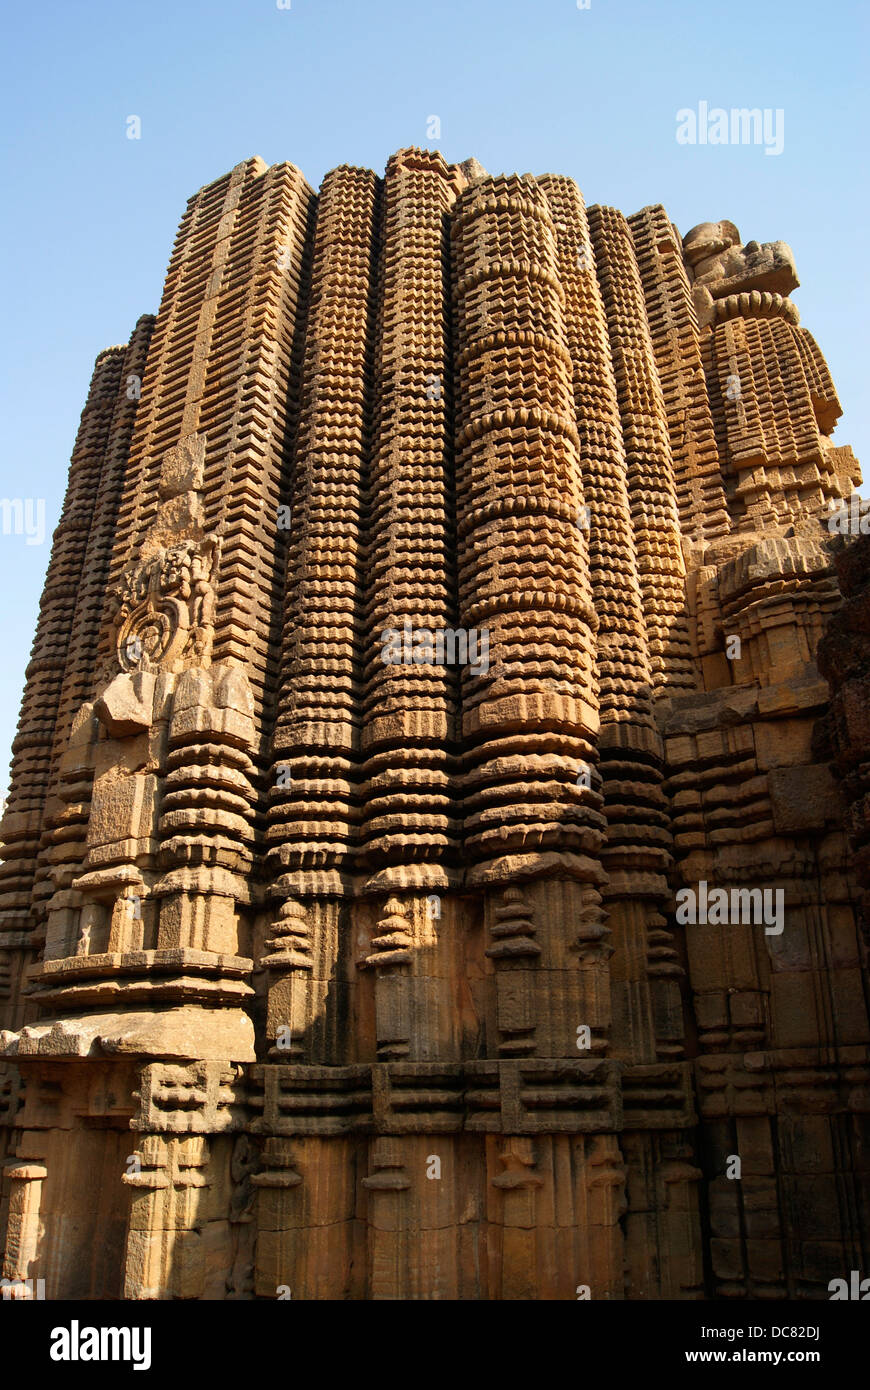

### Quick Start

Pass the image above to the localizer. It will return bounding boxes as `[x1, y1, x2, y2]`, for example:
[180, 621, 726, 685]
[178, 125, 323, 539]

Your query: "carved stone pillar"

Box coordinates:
[489, 1137, 544, 1299]
[358, 898, 413, 1061]
[1, 1154, 47, 1294]
[251, 1138, 303, 1298]
[486, 887, 540, 1057]
[123, 1134, 210, 1299]
[362, 1135, 412, 1300]
[261, 900, 313, 1060]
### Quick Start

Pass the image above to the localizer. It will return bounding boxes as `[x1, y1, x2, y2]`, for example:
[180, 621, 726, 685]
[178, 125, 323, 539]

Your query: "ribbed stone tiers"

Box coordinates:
[0, 152, 866, 1300]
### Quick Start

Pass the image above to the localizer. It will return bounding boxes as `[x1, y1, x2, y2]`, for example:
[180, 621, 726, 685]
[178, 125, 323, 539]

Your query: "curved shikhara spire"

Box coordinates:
[0, 150, 863, 1303]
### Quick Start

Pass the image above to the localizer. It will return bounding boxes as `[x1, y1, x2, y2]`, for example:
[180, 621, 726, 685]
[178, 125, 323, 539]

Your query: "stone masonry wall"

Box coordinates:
[0, 152, 866, 1301]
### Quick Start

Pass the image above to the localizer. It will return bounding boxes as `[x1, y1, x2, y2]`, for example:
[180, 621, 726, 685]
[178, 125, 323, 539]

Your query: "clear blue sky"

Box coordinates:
[1, 0, 867, 790]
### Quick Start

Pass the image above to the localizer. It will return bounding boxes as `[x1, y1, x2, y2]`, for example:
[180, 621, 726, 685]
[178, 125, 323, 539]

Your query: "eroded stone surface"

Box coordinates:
[0, 150, 866, 1301]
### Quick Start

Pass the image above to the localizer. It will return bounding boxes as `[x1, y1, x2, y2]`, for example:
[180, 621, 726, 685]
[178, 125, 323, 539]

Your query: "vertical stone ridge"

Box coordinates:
[560, 191, 693, 1289]
[587, 204, 694, 694]
[0, 325, 151, 946]
[548, 188, 681, 1085]
[30, 316, 157, 924]
[627, 205, 729, 544]
[263, 163, 382, 1063]
[358, 148, 462, 876]
[202, 160, 316, 731]
[267, 164, 381, 895]
[450, 172, 602, 867]
[100, 160, 267, 617]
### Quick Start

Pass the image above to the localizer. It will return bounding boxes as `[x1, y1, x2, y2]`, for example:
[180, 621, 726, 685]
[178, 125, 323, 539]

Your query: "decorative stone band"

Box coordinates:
[25, 949, 253, 1011]
[131, 1060, 247, 1134]
[695, 1045, 870, 1118]
[711, 291, 800, 325]
[246, 1057, 696, 1136]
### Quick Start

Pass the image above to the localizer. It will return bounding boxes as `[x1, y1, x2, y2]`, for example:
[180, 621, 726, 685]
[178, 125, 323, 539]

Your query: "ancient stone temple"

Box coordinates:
[1, 149, 867, 1301]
